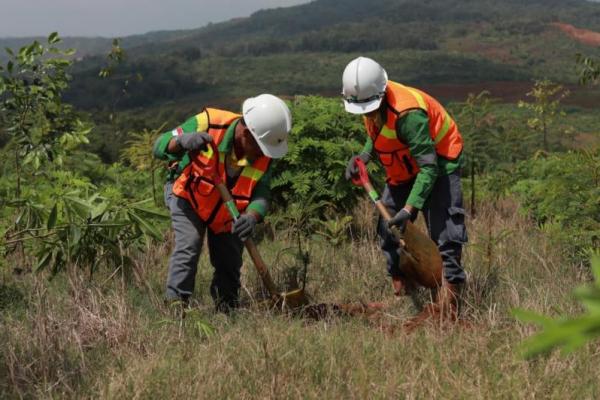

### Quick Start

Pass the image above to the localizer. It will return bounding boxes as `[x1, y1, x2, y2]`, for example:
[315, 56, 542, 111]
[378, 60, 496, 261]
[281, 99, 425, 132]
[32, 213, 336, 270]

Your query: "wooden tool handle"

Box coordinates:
[365, 180, 407, 247]
[215, 182, 280, 300]
[244, 238, 280, 299]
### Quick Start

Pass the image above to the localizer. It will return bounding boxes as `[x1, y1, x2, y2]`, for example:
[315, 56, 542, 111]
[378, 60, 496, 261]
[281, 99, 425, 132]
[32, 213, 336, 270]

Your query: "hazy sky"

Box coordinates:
[0, 0, 313, 38]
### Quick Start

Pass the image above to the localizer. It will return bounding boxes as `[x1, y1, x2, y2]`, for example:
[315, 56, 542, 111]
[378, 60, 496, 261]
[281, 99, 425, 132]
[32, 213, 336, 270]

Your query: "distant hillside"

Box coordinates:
[0, 30, 194, 62]
[121, 0, 600, 56]
[0, 37, 112, 62]
[7, 0, 599, 111]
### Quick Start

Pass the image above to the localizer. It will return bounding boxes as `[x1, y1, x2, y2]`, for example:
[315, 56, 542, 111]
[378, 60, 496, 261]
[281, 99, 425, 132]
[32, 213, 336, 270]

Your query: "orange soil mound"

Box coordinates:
[552, 22, 600, 47]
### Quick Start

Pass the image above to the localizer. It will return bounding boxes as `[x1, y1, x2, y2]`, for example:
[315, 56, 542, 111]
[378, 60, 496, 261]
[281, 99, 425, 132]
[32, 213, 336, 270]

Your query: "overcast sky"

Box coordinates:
[0, 0, 313, 38]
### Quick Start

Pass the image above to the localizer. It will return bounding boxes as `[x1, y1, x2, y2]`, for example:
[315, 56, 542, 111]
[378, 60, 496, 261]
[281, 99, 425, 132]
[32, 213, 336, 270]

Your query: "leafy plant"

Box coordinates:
[484, 149, 600, 261]
[158, 302, 216, 340]
[0, 36, 168, 278]
[120, 125, 166, 205]
[313, 215, 353, 247]
[518, 80, 569, 152]
[0, 33, 91, 198]
[270, 200, 330, 239]
[514, 253, 600, 358]
[3, 193, 168, 277]
[99, 38, 126, 79]
[271, 96, 376, 220]
[98, 38, 143, 115]
[456, 91, 498, 215]
[576, 54, 600, 86]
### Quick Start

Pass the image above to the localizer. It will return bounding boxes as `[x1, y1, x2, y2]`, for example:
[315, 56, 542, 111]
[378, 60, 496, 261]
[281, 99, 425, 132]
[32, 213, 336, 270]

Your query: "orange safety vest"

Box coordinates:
[172, 108, 271, 234]
[365, 81, 463, 185]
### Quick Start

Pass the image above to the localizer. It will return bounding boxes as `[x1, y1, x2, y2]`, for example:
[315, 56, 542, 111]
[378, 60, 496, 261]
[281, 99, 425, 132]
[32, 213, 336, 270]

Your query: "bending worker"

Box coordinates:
[342, 57, 468, 317]
[153, 94, 291, 312]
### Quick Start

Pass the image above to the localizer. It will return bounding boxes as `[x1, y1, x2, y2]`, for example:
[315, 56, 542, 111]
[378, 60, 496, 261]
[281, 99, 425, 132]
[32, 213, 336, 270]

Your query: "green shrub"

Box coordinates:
[485, 150, 599, 261]
[270, 96, 380, 220]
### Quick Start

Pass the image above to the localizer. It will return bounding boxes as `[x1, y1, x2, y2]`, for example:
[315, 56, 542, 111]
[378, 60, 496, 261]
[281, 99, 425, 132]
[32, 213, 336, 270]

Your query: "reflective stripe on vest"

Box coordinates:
[365, 81, 463, 184]
[172, 108, 271, 234]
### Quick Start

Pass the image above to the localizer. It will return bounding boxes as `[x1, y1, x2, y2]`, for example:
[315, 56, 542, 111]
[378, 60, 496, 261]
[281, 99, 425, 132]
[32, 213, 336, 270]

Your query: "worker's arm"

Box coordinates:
[152, 111, 209, 159]
[245, 168, 272, 222]
[360, 136, 374, 159]
[153, 131, 181, 161]
[396, 110, 439, 211]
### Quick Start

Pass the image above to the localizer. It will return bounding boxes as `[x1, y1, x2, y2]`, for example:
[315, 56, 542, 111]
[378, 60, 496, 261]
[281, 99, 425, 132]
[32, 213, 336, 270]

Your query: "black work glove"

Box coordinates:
[344, 153, 371, 181]
[176, 132, 212, 152]
[232, 213, 257, 242]
[388, 208, 412, 234]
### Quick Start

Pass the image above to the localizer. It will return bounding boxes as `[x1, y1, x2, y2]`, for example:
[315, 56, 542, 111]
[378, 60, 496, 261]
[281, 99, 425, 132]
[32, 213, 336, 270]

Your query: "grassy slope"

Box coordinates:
[2, 199, 599, 398]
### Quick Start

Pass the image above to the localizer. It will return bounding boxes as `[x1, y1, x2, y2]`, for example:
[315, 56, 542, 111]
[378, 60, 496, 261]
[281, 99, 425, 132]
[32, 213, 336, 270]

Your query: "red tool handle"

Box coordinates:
[351, 157, 370, 187]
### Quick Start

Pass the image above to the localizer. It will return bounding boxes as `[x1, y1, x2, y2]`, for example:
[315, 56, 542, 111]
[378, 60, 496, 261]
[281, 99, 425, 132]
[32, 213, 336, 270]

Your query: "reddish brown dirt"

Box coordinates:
[318, 82, 600, 108]
[298, 301, 471, 335]
[298, 302, 387, 320]
[420, 81, 534, 103]
[552, 22, 600, 47]
[420, 82, 600, 109]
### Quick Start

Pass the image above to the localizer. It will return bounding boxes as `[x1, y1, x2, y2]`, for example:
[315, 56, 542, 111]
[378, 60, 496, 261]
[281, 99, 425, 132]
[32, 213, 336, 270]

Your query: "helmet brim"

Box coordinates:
[343, 96, 383, 115]
[252, 133, 288, 159]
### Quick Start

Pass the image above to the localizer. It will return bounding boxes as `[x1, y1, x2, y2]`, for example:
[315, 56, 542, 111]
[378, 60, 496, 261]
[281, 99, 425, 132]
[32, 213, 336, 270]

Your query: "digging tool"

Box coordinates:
[203, 142, 308, 309]
[352, 157, 442, 288]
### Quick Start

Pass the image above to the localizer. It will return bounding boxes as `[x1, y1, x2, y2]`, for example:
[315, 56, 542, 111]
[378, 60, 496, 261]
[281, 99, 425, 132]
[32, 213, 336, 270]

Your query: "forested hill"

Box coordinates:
[25, 0, 600, 110]
[124, 0, 600, 56]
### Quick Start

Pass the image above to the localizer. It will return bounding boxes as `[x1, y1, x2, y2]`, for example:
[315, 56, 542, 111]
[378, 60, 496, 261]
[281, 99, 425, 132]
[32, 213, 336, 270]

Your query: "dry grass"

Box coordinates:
[1, 199, 599, 399]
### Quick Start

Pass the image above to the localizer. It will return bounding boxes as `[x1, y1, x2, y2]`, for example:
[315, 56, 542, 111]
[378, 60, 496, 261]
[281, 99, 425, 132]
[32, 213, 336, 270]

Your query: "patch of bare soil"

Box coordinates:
[552, 22, 600, 47]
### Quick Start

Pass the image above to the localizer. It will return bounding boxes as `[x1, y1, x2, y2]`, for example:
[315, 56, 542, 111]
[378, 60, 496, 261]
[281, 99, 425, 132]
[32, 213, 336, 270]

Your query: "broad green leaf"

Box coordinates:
[91, 201, 109, 219]
[131, 206, 169, 219]
[519, 314, 600, 358]
[512, 308, 553, 326]
[35, 251, 53, 272]
[47, 204, 58, 229]
[33, 155, 41, 170]
[88, 221, 129, 228]
[70, 225, 82, 246]
[48, 32, 60, 44]
[128, 210, 162, 241]
[64, 196, 92, 219]
[591, 253, 600, 284]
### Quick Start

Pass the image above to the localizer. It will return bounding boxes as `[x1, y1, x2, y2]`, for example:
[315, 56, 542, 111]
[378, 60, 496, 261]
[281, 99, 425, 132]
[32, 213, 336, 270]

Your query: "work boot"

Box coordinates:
[402, 280, 461, 331]
[435, 280, 460, 320]
[392, 276, 415, 297]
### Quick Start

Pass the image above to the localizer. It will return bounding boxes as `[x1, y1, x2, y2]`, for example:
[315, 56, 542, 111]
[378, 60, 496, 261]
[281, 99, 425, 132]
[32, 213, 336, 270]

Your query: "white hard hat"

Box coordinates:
[242, 94, 291, 159]
[342, 57, 388, 114]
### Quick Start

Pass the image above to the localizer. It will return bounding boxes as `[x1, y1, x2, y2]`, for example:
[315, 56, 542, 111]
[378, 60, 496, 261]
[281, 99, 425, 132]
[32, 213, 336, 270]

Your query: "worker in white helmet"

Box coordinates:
[153, 94, 292, 312]
[342, 57, 468, 320]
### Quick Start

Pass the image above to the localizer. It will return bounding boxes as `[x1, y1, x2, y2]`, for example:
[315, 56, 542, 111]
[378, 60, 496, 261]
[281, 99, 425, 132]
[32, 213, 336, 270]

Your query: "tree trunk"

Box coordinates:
[15, 148, 21, 199]
[151, 167, 158, 206]
[471, 161, 476, 217]
[542, 118, 548, 151]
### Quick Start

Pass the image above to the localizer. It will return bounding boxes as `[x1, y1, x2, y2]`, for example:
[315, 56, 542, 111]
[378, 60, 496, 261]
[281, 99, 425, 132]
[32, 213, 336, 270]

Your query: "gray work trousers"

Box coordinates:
[378, 171, 468, 284]
[164, 182, 244, 310]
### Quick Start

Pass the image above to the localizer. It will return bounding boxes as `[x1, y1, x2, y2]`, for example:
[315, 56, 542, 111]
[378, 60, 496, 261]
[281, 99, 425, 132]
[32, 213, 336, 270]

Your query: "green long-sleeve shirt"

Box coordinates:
[361, 110, 464, 209]
[152, 111, 272, 218]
